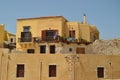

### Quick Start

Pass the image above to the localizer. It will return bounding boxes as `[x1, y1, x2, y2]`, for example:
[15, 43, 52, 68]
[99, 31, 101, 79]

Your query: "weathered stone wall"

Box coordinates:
[0, 52, 120, 80]
[86, 38, 120, 54]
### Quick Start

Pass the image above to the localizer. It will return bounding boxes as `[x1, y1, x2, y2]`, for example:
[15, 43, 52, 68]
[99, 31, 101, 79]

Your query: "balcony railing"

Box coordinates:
[18, 37, 32, 42]
[18, 37, 60, 43]
[18, 37, 91, 45]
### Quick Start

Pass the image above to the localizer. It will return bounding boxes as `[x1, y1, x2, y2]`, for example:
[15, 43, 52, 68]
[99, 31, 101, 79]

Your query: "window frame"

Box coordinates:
[50, 45, 55, 54]
[20, 32, 32, 42]
[16, 64, 25, 78]
[40, 45, 46, 53]
[97, 67, 104, 78]
[27, 49, 35, 54]
[49, 65, 57, 77]
[10, 38, 13, 43]
[41, 30, 58, 41]
[69, 48, 72, 52]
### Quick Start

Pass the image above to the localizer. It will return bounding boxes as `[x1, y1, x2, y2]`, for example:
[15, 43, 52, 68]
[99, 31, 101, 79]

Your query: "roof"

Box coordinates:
[17, 16, 68, 21]
[8, 32, 15, 36]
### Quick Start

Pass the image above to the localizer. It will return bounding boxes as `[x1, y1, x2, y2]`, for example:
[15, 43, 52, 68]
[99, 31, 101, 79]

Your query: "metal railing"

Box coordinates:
[18, 37, 90, 44]
[18, 37, 60, 43]
[18, 37, 32, 42]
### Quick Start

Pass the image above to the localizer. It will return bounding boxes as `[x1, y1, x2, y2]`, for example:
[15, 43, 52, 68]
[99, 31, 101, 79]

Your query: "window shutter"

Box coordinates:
[69, 31, 72, 37]
[42, 30, 46, 41]
[73, 31, 75, 38]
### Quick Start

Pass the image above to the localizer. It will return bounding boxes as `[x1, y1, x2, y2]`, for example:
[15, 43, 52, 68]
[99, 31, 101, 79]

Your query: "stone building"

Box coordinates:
[16, 15, 99, 53]
[0, 24, 15, 48]
[0, 15, 120, 80]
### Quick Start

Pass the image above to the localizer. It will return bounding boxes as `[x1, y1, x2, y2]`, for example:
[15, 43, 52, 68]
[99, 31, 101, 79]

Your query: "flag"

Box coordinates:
[53, 31, 58, 40]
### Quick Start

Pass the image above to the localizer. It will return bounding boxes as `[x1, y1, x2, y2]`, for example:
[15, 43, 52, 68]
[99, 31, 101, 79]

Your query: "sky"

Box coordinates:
[0, 0, 120, 40]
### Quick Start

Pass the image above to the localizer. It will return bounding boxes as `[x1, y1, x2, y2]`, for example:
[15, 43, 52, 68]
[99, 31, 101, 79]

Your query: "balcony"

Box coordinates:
[18, 37, 40, 43]
[18, 37, 91, 45]
[19, 37, 32, 42]
[18, 37, 60, 43]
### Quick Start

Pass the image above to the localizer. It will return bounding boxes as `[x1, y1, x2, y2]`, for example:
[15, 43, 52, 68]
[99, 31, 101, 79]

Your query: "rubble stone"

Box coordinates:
[85, 38, 120, 55]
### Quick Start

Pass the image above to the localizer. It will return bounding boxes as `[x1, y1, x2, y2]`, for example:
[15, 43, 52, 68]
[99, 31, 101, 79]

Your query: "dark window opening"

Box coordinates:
[10, 38, 13, 43]
[69, 30, 75, 38]
[76, 47, 85, 54]
[27, 49, 34, 53]
[40, 45, 46, 53]
[50, 45, 55, 54]
[69, 48, 72, 52]
[46, 30, 54, 41]
[20, 32, 32, 42]
[97, 67, 104, 78]
[16, 64, 24, 77]
[49, 65, 56, 77]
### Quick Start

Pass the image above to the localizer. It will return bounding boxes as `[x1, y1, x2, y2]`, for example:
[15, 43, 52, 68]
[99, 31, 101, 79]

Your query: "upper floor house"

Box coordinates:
[16, 15, 99, 53]
[0, 24, 16, 48]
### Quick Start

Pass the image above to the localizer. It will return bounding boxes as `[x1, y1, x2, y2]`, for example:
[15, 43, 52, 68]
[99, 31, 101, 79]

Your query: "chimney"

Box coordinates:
[83, 14, 87, 24]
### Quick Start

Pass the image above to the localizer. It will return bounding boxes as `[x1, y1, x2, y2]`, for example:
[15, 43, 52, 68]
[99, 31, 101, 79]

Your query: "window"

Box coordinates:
[97, 67, 104, 78]
[42, 30, 58, 41]
[46, 30, 54, 41]
[69, 48, 72, 52]
[23, 26, 30, 32]
[27, 49, 34, 54]
[49, 65, 56, 77]
[69, 30, 75, 38]
[76, 47, 85, 54]
[16, 64, 24, 77]
[50, 45, 55, 54]
[40, 45, 46, 53]
[21, 32, 32, 42]
[10, 38, 13, 43]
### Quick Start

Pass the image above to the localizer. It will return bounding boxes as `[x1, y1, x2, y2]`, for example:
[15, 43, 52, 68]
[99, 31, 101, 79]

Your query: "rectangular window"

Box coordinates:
[23, 26, 30, 32]
[97, 67, 104, 78]
[69, 48, 72, 52]
[16, 64, 24, 77]
[27, 49, 34, 54]
[50, 45, 55, 54]
[40, 45, 46, 53]
[46, 30, 54, 41]
[49, 65, 56, 77]
[46, 30, 54, 37]
[21, 32, 32, 42]
[10, 38, 13, 43]
[69, 30, 75, 38]
[42, 30, 58, 41]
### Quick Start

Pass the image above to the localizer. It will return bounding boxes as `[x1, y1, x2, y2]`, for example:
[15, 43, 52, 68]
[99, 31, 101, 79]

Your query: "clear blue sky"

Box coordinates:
[0, 0, 120, 39]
